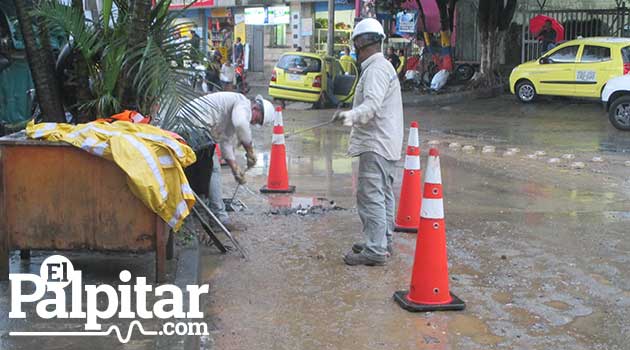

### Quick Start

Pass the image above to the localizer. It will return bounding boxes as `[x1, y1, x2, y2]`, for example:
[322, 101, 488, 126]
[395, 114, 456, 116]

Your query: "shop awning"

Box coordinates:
[401, 0, 441, 33]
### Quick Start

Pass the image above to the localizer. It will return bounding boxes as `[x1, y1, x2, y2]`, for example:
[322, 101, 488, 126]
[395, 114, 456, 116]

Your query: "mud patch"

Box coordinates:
[266, 196, 347, 215]
[449, 314, 503, 345]
[492, 291, 513, 304]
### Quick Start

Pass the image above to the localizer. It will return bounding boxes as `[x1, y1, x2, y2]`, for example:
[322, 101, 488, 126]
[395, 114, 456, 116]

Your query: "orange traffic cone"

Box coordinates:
[395, 121, 422, 233]
[260, 106, 295, 193]
[394, 147, 465, 312]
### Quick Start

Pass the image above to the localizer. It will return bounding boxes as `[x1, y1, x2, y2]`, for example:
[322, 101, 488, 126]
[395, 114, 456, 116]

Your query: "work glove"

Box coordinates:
[233, 166, 247, 185]
[331, 110, 354, 127]
[245, 148, 257, 169]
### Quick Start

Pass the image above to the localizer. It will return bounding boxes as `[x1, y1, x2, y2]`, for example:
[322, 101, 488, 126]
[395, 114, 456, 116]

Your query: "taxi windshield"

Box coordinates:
[277, 55, 321, 74]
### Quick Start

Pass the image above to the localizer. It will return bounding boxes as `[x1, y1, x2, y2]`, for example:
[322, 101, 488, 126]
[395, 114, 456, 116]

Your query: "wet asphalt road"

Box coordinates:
[201, 95, 630, 350]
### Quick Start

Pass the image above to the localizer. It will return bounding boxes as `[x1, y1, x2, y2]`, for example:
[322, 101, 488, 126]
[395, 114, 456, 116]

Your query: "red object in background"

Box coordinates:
[529, 15, 565, 42]
[406, 56, 419, 71]
[168, 0, 214, 9]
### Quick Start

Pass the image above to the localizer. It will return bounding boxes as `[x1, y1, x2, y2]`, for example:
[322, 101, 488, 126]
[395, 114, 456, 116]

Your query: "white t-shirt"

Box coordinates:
[220, 63, 235, 83]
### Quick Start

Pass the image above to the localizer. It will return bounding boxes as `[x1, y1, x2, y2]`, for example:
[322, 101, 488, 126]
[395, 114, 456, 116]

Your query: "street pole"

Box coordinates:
[327, 0, 335, 56]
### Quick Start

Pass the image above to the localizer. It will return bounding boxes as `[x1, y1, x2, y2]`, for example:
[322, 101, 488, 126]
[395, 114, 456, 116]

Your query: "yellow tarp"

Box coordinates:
[26, 120, 197, 231]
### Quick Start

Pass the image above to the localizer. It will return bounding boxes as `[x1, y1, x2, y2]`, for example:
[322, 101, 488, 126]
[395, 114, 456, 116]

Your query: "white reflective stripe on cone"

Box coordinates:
[421, 198, 444, 219]
[424, 156, 442, 184]
[274, 112, 284, 127]
[408, 128, 419, 147]
[272, 133, 285, 145]
[404, 155, 420, 170]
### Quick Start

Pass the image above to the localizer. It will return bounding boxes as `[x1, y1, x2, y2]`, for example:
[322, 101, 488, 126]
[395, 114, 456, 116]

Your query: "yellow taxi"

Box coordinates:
[510, 37, 630, 103]
[269, 52, 358, 108]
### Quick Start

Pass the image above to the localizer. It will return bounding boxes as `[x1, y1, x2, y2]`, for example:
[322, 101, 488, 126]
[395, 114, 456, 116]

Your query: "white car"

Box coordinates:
[602, 74, 630, 130]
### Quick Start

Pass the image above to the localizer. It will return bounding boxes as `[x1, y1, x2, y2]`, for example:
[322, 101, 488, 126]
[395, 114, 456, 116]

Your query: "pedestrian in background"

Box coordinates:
[221, 58, 235, 91]
[234, 37, 244, 63]
[333, 18, 403, 266]
[387, 46, 400, 71]
[537, 20, 557, 53]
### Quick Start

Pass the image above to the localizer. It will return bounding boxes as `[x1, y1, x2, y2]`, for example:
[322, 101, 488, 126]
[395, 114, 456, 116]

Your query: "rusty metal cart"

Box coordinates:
[0, 133, 172, 282]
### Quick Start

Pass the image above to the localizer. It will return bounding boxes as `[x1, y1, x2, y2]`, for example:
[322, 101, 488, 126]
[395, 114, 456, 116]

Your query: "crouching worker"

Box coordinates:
[187, 92, 274, 230]
[332, 18, 404, 266]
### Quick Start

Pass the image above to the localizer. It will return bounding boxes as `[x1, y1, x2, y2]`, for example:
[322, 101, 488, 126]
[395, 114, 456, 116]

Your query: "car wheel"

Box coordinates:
[455, 63, 475, 82]
[516, 80, 537, 103]
[609, 96, 630, 131]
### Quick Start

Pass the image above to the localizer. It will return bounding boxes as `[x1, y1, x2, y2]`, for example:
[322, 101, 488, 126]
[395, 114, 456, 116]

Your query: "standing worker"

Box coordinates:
[333, 18, 403, 266]
[187, 92, 274, 229]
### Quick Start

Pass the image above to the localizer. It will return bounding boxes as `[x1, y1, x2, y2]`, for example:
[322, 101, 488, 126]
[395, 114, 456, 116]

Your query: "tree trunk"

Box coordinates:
[14, 0, 65, 122]
[71, 0, 93, 122]
[120, 0, 153, 110]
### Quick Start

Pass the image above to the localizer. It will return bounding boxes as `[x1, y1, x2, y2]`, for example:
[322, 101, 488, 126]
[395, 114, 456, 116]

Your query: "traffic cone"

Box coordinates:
[394, 147, 465, 312]
[260, 106, 295, 193]
[395, 121, 422, 233]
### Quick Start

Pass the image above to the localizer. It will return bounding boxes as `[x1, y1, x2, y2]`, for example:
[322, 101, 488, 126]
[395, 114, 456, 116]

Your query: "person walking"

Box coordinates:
[332, 18, 403, 266]
[186, 92, 274, 229]
[234, 37, 244, 63]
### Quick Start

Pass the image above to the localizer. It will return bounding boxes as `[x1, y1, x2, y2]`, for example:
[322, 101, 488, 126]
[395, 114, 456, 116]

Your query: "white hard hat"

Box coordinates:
[352, 18, 386, 41]
[255, 95, 275, 126]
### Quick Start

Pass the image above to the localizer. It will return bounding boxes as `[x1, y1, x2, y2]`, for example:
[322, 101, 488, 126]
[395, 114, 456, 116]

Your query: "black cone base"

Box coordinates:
[260, 185, 296, 194]
[394, 226, 418, 233]
[393, 290, 465, 312]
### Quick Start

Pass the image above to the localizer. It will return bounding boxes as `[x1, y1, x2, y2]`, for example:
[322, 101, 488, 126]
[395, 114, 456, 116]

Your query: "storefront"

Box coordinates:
[313, 1, 356, 56]
[169, 0, 236, 59]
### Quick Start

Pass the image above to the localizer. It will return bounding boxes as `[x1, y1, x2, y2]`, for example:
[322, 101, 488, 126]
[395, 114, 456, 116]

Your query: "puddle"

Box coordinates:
[449, 314, 503, 346]
[545, 300, 571, 311]
[506, 306, 539, 327]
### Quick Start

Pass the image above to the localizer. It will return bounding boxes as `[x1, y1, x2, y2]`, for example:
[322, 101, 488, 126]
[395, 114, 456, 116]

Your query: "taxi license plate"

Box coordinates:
[287, 74, 301, 81]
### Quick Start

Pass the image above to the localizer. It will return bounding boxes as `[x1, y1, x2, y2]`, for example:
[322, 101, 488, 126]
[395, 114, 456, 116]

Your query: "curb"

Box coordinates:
[155, 237, 202, 350]
[402, 85, 506, 106]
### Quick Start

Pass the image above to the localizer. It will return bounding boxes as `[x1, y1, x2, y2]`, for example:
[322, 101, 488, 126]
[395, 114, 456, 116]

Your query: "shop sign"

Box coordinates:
[168, 0, 214, 9]
[396, 11, 418, 34]
[244, 6, 290, 25]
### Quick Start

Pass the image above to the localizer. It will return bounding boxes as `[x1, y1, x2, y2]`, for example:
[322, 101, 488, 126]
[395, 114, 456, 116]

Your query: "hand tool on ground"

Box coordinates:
[193, 192, 248, 260]
[224, 184, 248, 211]
[284, 119, 336, 139]
[191, 206, 227, 253]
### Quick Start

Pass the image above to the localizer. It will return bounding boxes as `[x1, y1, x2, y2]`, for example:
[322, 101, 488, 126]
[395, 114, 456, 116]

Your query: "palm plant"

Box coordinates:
[33, 0, 209, 130]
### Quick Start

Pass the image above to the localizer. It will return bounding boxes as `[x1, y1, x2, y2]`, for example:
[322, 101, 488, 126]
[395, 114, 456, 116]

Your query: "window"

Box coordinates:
[277, 55, 321, 73]
[621, 46, 630, 63]
[548, 45, 579, 63]
[269, 24, 287, 47]
[581, 45, 611, 63]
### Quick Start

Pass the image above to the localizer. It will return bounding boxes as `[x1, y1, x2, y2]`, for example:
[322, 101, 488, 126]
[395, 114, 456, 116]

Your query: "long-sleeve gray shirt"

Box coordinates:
[347, 52, 404, 161]
[186, 92, 253, 161]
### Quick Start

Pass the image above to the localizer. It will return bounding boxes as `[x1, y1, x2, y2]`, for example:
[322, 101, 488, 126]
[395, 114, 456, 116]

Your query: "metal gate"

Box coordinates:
[520, 6, 630, 63]
[246, 25, 265, 72]
[454, 0, 480, 62]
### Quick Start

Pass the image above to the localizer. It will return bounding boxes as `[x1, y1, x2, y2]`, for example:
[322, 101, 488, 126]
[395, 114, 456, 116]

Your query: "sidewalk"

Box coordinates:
[0, 238, 202, 350]
[245, 73, 504, 108]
